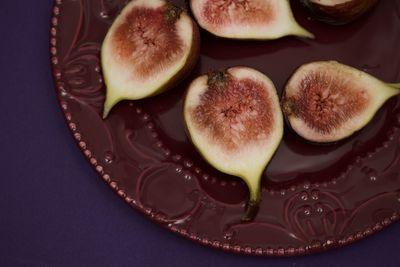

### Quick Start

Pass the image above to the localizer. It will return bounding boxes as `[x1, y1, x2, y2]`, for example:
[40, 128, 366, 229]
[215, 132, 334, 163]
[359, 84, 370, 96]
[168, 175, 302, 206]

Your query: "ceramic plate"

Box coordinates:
[50, 0, 400, 256]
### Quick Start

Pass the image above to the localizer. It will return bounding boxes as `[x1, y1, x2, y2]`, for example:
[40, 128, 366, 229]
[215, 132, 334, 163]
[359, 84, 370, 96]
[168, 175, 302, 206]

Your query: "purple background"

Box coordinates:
[1, 1, 399, 266]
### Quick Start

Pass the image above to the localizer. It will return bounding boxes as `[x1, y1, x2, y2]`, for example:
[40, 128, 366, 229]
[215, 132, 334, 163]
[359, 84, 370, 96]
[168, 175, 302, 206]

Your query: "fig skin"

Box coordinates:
[183, 67, 284, 221]
[101, 0, 200, 118]
[300, 0, 380, 25]
[189, 0, 314, 40]
[281, 61, 400, 144]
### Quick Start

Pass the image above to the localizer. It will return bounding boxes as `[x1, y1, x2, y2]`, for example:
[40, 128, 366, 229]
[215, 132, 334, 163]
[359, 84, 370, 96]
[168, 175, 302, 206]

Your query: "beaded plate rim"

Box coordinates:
[49, 0, 400, 257]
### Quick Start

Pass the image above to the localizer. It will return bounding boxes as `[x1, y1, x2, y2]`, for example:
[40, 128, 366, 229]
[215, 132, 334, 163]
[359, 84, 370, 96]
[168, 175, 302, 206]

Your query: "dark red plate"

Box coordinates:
[50, 0, 400, 256]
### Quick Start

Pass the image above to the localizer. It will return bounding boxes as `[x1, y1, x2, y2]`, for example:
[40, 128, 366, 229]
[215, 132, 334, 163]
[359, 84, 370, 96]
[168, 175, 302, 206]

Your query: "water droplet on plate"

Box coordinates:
[100, 11, 110, 19]
[311, 190, 319, 200]
[303, 181, 311, 189]
[300, 191, 308, 201]
[223, 231, 234, 240]
[172, 154, 182, 162]
[304, 206, 312, 215]
[184, 160, 193, 168]
[60, 90, 67, 97]
[104, 151, 115, 164]
[316, 204, 324, 213]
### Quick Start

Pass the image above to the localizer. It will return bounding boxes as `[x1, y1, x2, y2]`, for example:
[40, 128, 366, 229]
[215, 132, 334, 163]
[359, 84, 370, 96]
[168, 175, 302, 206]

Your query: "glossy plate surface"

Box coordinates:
[50, 0, 400, 256]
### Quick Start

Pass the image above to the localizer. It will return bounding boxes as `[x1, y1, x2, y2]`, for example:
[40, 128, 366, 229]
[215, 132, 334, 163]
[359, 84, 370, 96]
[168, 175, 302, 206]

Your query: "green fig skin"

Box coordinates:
[282, 61, 400, 144]
[183, 67, 284, 221]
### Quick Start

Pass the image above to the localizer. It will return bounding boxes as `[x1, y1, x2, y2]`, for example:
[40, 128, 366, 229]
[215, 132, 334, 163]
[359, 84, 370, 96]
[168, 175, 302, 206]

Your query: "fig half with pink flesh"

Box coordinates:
[184, 67, 284, 221]
[101, 0, 200, 118]
[189, 0, 314, 40]
[282, 61, 400, 143]
[300, 0, 379, 25]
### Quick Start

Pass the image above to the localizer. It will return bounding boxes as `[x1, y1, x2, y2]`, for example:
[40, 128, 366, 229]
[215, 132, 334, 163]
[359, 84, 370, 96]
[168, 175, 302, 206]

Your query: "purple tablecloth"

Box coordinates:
[1, 1, 399, 266]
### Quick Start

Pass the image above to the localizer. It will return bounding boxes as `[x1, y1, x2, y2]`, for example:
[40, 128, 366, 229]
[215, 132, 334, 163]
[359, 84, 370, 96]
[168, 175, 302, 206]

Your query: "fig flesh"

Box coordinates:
[282, 61, 400, 143]
[101, 0, 200, 118]
[189, 0, 314, 40]
[300, 0, 379, 25]
[184, 67, 284, 221]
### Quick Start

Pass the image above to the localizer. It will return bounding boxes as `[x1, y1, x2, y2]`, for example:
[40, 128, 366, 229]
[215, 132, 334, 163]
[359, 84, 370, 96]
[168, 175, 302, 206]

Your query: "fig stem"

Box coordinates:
[242, 200, 260, 223]
[241, 179, 261, 222]
[165, 4, 182, 23]
[207, 70, 229, 88]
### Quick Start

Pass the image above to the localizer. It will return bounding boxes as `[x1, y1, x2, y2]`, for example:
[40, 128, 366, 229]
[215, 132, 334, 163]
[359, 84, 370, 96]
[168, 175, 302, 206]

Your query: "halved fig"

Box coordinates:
[184, 67, 284, 221]
[189, 0, 314, 40]
[101, 0, 200, 118]
[282, 61, 400, 143]
[300, 0, 379, 25]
